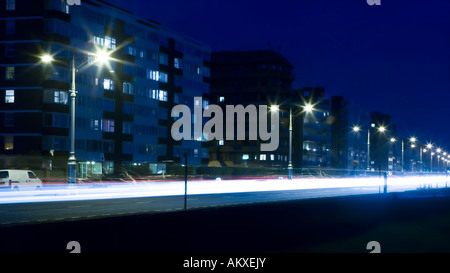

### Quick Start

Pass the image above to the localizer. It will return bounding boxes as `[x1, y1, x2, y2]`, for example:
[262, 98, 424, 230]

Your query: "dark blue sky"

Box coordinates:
[109, 0, 450, 147]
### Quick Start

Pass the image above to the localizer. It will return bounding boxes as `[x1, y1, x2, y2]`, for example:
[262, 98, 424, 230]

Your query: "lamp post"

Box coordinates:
[427, 143, 433, 172]
[353, 124, 386, 172]
[389, 137, 396, 172]
[41, 48, 110, 184]
[288, 107, 293, 180]
[271, 102, 314, 180]
[409, 137, 417, 172]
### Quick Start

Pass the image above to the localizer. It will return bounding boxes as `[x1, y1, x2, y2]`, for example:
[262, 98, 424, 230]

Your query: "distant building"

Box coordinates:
[330, 96, 371, 172]
[369, 111, 397, 172]
[0, 0, 210, 178]
[293, 87, 331, 169]
[209, 50, 294, 167]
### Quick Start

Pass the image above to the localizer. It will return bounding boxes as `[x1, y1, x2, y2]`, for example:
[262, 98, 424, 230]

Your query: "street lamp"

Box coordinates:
[41, 54, 54, 64]
[427, 143, 433, 173]
[303, 103, 314, 114]
[41, 48, 111, 184]
[352, 124, 386, 172]
[273, 102, 316, 180]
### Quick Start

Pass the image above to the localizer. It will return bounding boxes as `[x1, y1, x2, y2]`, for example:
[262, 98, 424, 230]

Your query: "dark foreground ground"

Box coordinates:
[2, 188, 450, 253]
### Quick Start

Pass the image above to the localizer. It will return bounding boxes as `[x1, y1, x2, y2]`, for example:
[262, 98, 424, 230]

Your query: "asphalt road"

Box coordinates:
[0, 186, 382, 226]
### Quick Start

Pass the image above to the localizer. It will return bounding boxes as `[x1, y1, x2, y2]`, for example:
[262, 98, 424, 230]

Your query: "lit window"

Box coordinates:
[104, 36, 116, 50]
[260, 154, 266, 161]
[54, 91, 68, 104]
[102, 119, 115, 133]
[159, 53, 168, 65]
[4, 136, 13, 150]
[219, 96, 225, 102]
[94, 36, 116, 50]
[202, 99, 209, 109]
[123, 82, 133, 95]
[174, 58, 182, 69]
[5, 90, 14, 103]
[270, 154, 275, 161]
[5, 67, 14, 80]
[158, 90, 168, 102]
[103, 79, 114, 91]
[158, 71, 168, 83]
[151, 89, 168, 102]
[218, 140, 224, 146]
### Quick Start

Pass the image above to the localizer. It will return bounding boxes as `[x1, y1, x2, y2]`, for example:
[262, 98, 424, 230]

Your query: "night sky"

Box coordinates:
[109, 0, 450, 148]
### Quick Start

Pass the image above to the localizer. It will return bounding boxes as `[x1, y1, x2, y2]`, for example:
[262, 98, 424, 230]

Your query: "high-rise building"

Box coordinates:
[330, 95, 371, 172]
[369, 111, 397, 172]
[209, 50, 294, 167]
[293, 87, 331, 169]
[0, 0, 210, 178]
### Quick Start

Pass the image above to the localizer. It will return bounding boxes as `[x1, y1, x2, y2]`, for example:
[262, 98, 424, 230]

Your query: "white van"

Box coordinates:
[0, 170, 42, 191]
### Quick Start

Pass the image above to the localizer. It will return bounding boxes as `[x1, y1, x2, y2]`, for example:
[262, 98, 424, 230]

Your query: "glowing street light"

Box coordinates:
[270, 105, 279, 113]
[40, 47, 111, 184]
[271, 104, 293, 180]
[303, 103, 314, 113]
[41, 54, 54, 64]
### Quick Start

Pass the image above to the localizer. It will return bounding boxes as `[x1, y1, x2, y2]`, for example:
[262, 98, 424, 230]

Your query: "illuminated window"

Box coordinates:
[5, 67, 14, 80]
[103, 79, 114, 91]
[151, 89, 168, 102]
[102, 119, 114, 133]
[104, 36, 116, 50]
[4, 136, 13, 150]
[159, 53, 168, 65]
[5, 90, 14, 103]
[94, 36, 116, 50]
[218, 140, 224, 146]
[123, 82, 133, 95]
[139, 50, 146, 59]
[146, 69, 168, 83]
[219, 96, 225, 102]
[158, 71, 168, 83]
[270, 154, 275, 161]
[260, 154, 266, 161]
[174, 58, 182, 69]
[54, 91, 68, 104]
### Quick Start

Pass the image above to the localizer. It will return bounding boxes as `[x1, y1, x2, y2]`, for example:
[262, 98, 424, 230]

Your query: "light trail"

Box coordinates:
[0, 175, 448, 205]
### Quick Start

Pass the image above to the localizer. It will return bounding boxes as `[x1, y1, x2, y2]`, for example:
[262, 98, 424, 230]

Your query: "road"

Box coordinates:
[0, 175, 448, 226]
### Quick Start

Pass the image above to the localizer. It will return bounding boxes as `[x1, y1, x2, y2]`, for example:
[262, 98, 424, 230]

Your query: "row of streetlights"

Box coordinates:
[351, 124, 448, 173]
